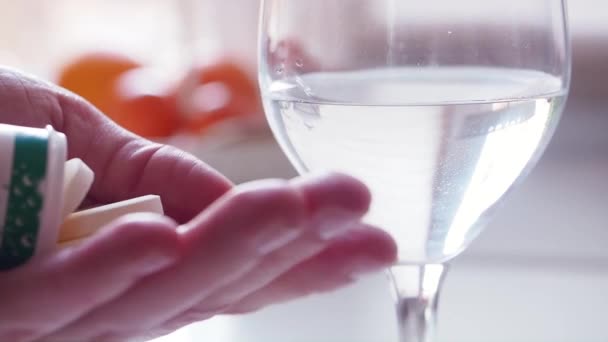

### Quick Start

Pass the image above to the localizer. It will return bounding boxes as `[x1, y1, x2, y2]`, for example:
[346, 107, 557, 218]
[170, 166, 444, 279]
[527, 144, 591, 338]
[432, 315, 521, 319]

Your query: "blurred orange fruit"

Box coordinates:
[176, 60, 262, 133]
[57, 51, 141, 114]
[109, 67, 180, 138]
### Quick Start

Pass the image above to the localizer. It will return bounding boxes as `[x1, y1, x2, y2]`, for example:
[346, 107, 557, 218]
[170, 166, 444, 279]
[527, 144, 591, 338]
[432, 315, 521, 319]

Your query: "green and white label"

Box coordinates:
[0, 128, 48, 270]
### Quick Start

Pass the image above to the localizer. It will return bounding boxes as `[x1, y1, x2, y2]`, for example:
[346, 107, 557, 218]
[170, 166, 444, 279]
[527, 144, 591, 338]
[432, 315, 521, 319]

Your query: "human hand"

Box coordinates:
[0, 67, 397, 342]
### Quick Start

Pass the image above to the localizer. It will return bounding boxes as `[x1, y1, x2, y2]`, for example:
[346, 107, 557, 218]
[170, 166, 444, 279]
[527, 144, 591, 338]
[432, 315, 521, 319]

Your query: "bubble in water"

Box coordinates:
[293, 102, 321, 130]
[295, 59, 304, 68]
[294, 77, 314, 97]
[275, 66, 285, 75]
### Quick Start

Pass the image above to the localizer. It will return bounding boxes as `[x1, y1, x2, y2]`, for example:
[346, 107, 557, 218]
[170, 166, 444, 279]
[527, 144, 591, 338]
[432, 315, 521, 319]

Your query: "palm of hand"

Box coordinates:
[0, 68, 396, 342]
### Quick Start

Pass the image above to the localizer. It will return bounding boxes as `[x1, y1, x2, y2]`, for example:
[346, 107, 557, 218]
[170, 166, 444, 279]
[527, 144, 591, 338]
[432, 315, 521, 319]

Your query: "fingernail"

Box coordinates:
[317, 210, 359, 240]
[253, 224, 301, 255]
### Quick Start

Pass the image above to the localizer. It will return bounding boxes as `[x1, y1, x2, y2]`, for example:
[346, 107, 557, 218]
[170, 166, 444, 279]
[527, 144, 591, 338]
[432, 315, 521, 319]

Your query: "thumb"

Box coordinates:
[0, 67, 233, 223]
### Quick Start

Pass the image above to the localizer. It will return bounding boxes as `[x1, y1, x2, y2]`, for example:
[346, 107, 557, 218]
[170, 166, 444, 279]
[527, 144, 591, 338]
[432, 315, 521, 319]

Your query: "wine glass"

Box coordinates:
[258, 1, 570, 341]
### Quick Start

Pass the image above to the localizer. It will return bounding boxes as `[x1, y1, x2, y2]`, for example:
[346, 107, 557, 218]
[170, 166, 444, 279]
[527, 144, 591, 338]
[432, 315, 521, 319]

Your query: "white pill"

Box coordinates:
[59, 195, 164, 242]
[62, 158, 95, 219]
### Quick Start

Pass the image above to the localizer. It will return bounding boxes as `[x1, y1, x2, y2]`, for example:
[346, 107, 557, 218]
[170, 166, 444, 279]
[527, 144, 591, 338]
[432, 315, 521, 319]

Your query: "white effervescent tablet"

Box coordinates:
[62, 158, 95, 219]
[59, 195, 164, 242]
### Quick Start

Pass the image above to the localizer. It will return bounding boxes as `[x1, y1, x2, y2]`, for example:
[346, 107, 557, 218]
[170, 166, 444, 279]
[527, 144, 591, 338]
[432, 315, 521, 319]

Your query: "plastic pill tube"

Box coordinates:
[0, 124, 66, 270]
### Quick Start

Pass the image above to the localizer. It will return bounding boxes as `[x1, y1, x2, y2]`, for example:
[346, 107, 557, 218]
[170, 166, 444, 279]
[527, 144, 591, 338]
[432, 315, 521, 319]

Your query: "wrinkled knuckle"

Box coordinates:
[236, 179, 302, 204]
[112, 216, 177, 242]
[230, 179, 289, 201]
[228, 188, 259, 206]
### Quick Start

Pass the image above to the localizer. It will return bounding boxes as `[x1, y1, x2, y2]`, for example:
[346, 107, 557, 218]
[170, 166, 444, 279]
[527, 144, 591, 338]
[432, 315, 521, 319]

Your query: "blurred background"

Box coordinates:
[0, 0, 606, 341]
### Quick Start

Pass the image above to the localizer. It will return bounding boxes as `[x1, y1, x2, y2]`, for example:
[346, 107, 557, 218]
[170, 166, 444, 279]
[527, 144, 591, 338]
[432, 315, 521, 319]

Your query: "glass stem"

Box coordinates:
[389, 264, 449, 342]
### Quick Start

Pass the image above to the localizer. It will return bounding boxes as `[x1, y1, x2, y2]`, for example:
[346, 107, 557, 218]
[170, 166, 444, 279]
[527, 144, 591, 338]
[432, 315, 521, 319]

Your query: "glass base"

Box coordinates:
[388, 264, 448, 342]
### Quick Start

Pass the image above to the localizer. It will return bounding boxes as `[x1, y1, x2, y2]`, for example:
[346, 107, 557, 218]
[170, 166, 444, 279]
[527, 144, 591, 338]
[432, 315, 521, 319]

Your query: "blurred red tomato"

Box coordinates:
[109, 67, 180, 138]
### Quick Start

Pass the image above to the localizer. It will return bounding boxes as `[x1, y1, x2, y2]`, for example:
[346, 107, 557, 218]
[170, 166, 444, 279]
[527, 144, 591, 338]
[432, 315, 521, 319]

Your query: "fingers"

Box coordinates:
[290, 171, 371, 218]
[169, 173, 373, 315]
[226, 226, 397, 314]
[0, 214, 180, 342]
[0, 68, 232, 222]
[39, 178, 308, 341]
[162, 225, 395, 333]
[40, 173, 372, 342]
